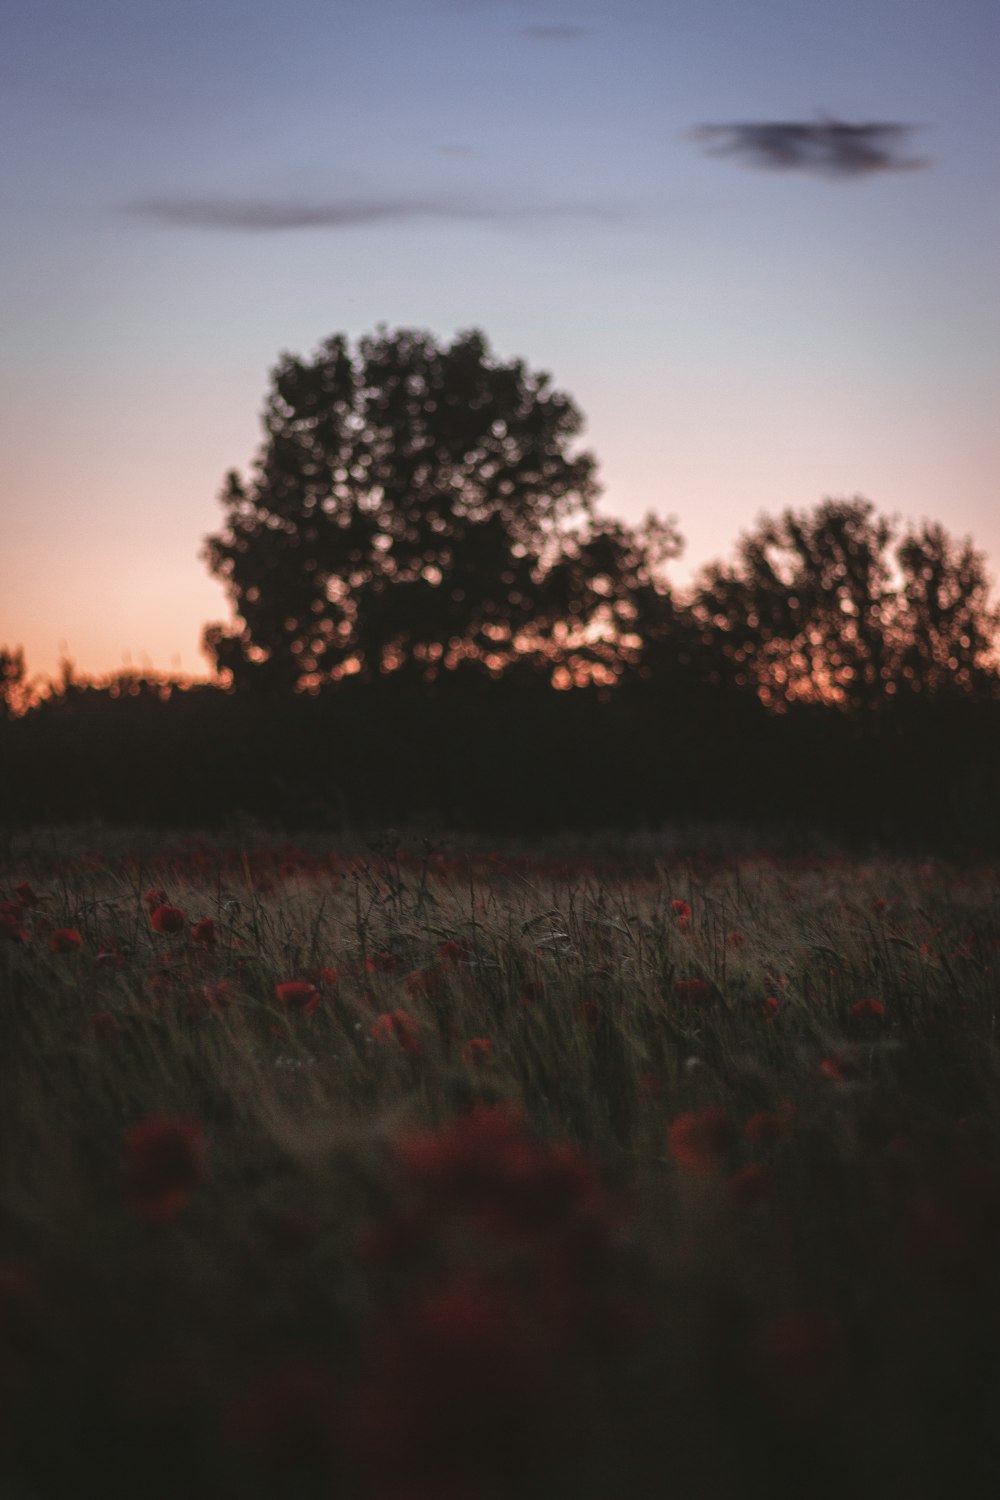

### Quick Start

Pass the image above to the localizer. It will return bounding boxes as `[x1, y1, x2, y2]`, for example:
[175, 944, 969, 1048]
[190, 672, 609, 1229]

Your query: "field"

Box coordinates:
[3, 831, 1000, 1499]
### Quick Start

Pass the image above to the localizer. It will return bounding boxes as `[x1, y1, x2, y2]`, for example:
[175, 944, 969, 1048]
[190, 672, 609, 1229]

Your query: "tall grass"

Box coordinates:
[2, 833, 1000, 1498]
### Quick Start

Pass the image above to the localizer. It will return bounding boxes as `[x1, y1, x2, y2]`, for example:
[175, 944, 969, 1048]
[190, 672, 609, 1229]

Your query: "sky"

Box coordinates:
[2, 0, 998, 682]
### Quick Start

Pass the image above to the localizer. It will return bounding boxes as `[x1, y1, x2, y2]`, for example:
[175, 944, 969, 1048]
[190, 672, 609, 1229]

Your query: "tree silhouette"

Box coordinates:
[203, 326, 610, 692]
[693, 498, 999, 713]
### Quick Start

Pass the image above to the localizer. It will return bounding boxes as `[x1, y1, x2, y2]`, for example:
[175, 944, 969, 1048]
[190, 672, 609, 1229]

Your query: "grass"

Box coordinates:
[2, 830, 1000, 1498]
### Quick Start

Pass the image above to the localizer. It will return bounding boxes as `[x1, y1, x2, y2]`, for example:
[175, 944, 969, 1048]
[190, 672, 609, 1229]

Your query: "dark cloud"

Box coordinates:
[692, 118, 928, 179]
[520, 24, 590, 39]
[122, 195, 613, 233]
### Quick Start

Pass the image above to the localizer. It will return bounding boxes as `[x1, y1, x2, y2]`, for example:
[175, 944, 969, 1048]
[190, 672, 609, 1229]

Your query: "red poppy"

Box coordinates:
[744, 1110, 788, 1147]
[95, 946, 126, 968]
[370, 1009, 422, 1054]
[438, 939, 471, 966]
[405, 967, 441, 1000]
[460, 1037, 494, 1067]
[725, 929, 747, 949]
[14, 882, 38, 908]
[191, 917, 216, 947]
[667, 1107, 735, 1173]
[149, 905, 186, 935]
[818, 1056, 847, 1082]
[673, 978, 709, 1002]
[314, 966, 338, 988]
[364, 951, 398, 974]
[729, 1163, 770, 1203]
[871, 897, 888, 914]
[849, 998, 885, 1022]
[124, 1114, 207, 1223]
[144, 888, 169, 911]
[671, 899, 692, 921]
[274, 981, 320, 1015]
[763, 994, 781, 1018]
[49, 927, 83, 953]
[0, 912, 27, 942]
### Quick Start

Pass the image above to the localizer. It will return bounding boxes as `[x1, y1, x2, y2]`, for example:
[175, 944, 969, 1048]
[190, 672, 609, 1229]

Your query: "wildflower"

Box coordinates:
[405, 967, 441, 1000]
[315, 966, 338, 988]
[818, 1056, 846, 1083]
[744, 1110, 788, 1146]
[14, 882, 38, 907]
[763, 994, 781, 1018]
[144, 888, 169, 911]
[578, 1000, 601, 1031]
[91, 1011, 123, 1037]
[672, 899, 692, 933]
[667, 1107, 735, 1173]
[370, 1009, 422, 1055]
[365, 951, 398, 974]
[0, 912, 27, 942]
[149, 905, 186, 935]
[871, 897, 888, 915]
[49, 928, 83, 953]
[849, 997, 885, 1022]
[460, 1037, 494, 1067]
[725, 929, 746, 949]
[191, 917, 215, 947]
[437, 939, 471, 966]
[729, 1163, 771, 1203]
[673, 978, 709, 1002]
[275, 981, 320, 1015]
[95, 946, 125, 968]
[124, 1114, 207, 1223]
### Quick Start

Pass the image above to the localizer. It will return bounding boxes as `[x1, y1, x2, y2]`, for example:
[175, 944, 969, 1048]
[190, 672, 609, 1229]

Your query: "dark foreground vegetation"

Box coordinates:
[3, 833, 1000, 1498]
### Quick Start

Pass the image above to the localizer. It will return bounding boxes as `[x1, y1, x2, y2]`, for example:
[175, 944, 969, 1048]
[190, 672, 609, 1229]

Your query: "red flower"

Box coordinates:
[149, 905, 186, 935]
[818, 1056, 846, 1082]
[49, 927, 83, 953]
[673, 978, 709, 1002]
[849, 998, 885, 1022]
[91, 1010, 123, 1037]
[95, 946, 125, 968]
[144, 888, 169, 911]
[729, 1163, 771, 1203]
[460, 1037, 494, 1067]
[0, 912, 27, 942]
[405, 967, 441, 1000]
[364, 951, 398, 974]
[744, 1110, 788, 1147]
[315, 966, 338, 988]
[671, 899, 692, 921]
[438, 939, 471, 967]
[14, 882, 38, 908]
[763, 994, 781, 1019]
[870, 897, 888, 915]
[191, 917, 215, 947]
[725, 929, 746, 949]
[370, 1009, 422, 1054]
[124, 1114, 207, 1223]
[667, 1107, 735, 1173]
[275, 981, 320, 1015]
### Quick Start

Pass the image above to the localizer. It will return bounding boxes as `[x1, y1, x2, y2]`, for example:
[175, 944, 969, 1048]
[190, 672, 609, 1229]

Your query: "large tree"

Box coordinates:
[203, 326, 612, 691]
[693, 497, 999, 712]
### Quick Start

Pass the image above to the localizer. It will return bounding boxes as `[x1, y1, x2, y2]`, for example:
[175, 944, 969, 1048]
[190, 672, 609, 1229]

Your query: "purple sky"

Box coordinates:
[2, 0, 998, 680]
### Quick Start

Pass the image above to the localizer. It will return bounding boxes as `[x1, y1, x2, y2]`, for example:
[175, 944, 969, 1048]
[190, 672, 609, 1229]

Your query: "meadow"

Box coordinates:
[2, 830, 1000, 1499]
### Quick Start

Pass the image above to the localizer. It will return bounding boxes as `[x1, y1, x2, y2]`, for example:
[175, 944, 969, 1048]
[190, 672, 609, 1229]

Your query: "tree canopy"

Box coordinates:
[203, 326, 675, 692]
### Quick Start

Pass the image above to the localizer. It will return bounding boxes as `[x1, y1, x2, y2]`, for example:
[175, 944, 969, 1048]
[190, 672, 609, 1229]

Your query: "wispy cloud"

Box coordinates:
[520, 24, 590, 40]
[692, 118, 928, 179]
[122, 194, 614, 233]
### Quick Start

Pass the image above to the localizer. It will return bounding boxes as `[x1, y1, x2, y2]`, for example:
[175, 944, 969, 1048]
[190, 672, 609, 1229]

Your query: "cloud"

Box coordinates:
[692, 118, 928, 179]
[122, 194, 613, 233]
[520, 24, 590, 39]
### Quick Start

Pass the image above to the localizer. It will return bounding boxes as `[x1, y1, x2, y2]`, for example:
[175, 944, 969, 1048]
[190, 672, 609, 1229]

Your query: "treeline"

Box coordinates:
[3, 327, 999, 846]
